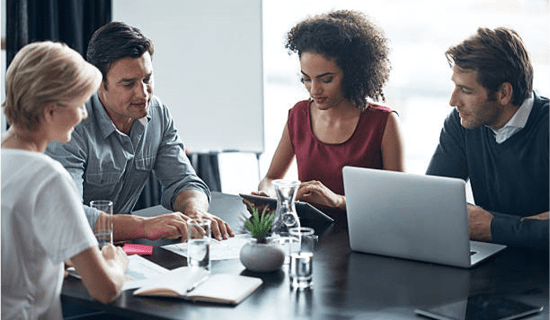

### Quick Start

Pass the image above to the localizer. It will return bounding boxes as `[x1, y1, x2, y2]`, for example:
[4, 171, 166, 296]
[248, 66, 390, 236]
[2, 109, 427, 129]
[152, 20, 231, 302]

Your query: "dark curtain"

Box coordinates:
[190, 153, 222, 193]
[6, 0, 111, 65]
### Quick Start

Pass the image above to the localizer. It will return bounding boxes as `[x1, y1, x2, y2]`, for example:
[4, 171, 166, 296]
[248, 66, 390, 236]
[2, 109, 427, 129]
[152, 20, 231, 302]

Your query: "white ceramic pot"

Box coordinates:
[240, 238, 285, 273]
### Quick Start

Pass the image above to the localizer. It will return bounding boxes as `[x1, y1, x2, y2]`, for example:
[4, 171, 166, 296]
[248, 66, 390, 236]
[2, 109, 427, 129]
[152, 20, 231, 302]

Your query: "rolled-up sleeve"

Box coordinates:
[152, 101, 211, 211]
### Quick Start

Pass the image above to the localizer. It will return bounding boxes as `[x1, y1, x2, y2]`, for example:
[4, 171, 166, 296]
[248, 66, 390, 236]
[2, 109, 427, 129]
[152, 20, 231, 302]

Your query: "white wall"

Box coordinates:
[113, 0, 265, 154]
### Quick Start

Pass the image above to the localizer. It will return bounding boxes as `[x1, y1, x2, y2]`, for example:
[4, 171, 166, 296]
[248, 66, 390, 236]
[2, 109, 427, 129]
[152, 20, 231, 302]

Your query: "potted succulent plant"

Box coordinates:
[239, 206, 285, 272]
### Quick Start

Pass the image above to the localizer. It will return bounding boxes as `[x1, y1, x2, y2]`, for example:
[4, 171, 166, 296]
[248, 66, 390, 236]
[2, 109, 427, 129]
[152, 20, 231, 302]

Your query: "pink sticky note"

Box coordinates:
[123, 243, 153, 255]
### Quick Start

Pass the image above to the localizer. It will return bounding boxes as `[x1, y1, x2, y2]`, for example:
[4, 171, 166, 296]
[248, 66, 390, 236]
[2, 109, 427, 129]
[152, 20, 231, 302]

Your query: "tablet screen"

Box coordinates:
[414, 295, 543, 320]
[239, 193, 334, 224]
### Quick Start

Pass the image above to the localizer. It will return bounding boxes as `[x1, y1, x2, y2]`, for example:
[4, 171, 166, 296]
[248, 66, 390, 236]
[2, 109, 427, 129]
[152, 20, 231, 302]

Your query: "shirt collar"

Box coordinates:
[490, 93, 534, 144]
[90, 92, 151, 139]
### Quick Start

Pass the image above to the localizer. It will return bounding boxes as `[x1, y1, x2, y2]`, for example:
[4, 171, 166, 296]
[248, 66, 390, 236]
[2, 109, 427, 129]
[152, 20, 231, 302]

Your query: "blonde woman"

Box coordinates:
[1, 41, 128, 319]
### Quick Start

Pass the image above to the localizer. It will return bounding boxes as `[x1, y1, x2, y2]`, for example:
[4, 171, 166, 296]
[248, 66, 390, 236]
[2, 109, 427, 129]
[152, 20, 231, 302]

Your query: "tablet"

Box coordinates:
[239, 193, 334, 224]
[414, 295, 543, 320]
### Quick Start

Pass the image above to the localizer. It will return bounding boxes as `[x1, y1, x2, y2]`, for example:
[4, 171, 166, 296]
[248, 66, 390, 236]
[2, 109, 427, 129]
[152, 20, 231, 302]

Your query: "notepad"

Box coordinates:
[133, 267, 263, 305]
[123, 243, 153, 255]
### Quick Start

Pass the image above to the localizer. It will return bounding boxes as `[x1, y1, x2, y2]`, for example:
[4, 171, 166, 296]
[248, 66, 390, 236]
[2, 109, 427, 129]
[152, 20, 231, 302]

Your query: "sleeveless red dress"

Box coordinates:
[287, 100, 392, 196]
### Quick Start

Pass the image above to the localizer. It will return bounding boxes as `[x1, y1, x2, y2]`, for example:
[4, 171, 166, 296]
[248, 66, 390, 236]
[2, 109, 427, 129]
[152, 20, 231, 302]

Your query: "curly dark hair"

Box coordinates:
[286, 10, 391, 110]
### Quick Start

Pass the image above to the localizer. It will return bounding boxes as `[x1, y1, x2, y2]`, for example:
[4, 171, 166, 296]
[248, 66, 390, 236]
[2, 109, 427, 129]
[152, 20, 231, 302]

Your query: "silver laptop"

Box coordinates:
[342, 166, 506, 268]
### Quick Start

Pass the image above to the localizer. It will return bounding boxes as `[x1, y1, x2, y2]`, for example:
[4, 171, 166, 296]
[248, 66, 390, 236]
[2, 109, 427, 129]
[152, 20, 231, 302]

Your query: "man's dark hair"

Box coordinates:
[86, 21, 154, 84]
[446, 27, 533, 106]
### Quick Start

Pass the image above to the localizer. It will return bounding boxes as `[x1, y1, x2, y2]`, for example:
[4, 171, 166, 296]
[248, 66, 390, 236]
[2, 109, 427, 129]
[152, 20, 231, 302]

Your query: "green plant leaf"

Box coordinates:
[245, 205, 274, 241]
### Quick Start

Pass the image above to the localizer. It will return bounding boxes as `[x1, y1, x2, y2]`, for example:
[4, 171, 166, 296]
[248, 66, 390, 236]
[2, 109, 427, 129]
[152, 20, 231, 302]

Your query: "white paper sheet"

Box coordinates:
[162, 234, 252, 261]
[123, 255, 170, 290]
[68, 254, 170, 291]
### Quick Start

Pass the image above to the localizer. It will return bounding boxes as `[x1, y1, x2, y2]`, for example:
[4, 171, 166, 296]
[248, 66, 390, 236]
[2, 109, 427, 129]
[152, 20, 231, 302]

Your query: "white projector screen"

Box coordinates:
[113, 0, 264, 154]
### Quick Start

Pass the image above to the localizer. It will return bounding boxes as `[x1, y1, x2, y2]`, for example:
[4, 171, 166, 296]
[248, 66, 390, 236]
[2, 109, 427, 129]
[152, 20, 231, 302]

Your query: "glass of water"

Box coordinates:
[289, 227, 316, 290]
[90, 200, 113, 249]
[187, 219, 211, 271]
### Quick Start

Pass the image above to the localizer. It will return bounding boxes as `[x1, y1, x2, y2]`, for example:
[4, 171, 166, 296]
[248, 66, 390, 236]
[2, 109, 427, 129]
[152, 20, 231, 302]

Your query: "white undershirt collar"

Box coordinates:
[489, 93, 534, 144]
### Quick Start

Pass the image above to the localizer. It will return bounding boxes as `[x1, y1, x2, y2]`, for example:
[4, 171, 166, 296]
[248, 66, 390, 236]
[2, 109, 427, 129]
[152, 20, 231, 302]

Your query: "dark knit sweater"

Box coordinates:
[426, 92, 549, 249]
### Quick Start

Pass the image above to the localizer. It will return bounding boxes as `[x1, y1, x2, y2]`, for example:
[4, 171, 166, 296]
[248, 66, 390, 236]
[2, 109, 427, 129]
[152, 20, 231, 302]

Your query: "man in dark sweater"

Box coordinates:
[427, 27, 548, 250]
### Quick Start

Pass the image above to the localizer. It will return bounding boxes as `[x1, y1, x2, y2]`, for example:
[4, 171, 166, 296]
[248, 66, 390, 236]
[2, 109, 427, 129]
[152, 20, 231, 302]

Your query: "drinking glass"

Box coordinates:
[187, 219, 211, 271]
[90, 200, 113, 249]
[289, 227, 316, 290]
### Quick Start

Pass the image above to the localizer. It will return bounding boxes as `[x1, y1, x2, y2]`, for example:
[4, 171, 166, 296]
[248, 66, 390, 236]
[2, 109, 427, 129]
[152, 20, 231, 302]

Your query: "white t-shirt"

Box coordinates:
[2, 149, 98, 319]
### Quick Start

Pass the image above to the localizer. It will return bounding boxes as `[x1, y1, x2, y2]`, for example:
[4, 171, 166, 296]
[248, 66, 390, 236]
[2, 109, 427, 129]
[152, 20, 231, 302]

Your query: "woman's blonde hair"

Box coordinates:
[2, 41, 101, 131]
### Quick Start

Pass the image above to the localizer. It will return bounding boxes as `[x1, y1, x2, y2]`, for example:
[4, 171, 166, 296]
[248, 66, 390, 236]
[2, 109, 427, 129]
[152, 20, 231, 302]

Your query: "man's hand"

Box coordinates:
[141, 212, 191, 241]
[296, 180, 346, 210]
[183, 208, 234, 241]
[112, 210, 233, 242]
[467, 204, 493, 242]
[173, 189, 234, 241]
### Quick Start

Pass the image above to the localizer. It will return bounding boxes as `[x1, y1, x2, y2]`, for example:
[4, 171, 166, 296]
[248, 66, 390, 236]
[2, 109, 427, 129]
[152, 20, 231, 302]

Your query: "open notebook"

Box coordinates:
[133, 267, 263, 305]
[343, 166, 506, 268]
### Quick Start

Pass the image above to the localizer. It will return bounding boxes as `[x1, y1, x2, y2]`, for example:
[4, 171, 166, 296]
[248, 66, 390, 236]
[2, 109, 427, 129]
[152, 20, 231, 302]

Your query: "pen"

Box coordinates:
[186, 275, 210, 293]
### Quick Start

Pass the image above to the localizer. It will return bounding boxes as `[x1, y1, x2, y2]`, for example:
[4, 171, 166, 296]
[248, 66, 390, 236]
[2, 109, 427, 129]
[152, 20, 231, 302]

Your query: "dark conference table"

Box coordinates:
[62, 192, 549, 319]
